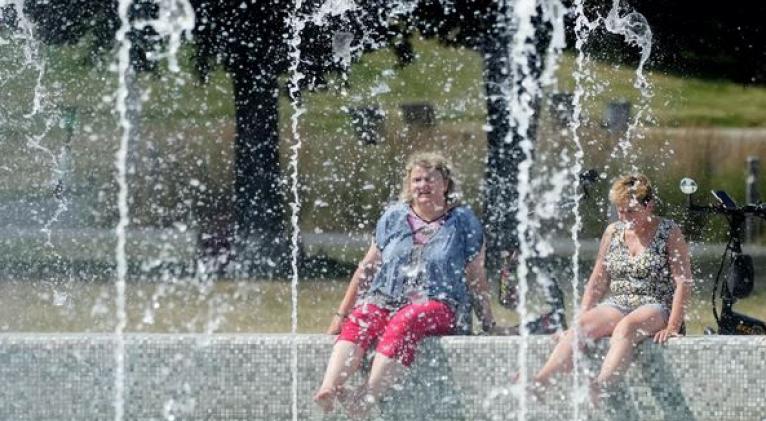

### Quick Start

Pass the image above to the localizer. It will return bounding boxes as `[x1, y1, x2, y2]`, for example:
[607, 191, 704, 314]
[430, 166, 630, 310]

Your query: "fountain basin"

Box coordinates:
[0, 334, 763, 420]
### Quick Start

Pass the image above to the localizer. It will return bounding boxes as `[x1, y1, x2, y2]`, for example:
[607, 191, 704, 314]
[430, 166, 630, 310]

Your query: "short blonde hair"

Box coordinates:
[609, 174, 654, 208]
[399, 151, 459, 205]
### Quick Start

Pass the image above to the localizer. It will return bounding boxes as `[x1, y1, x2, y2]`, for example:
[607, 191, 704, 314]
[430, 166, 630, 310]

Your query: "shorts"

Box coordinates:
[599, 301, 670, 323]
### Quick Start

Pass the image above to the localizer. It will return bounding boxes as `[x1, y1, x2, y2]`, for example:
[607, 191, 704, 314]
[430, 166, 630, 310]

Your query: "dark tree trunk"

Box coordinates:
[481, 25, 520, 273]
[230, 64, 288, 277]
[481, 8, 550, 272]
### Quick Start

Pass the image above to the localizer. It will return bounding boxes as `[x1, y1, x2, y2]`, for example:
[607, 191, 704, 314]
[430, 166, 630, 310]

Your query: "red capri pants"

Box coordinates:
[337, 300, 455, 367]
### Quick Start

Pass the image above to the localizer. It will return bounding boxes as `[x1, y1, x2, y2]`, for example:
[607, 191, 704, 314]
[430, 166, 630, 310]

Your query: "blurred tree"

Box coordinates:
[21, 0, 547, 275]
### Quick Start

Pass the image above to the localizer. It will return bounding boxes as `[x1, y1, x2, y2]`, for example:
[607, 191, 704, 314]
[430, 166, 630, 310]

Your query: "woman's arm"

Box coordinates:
[579, 224, 615, 313]
[654, 225, 693, 343]
[326, 242, 381, 334]
[465, 243, 496, 333]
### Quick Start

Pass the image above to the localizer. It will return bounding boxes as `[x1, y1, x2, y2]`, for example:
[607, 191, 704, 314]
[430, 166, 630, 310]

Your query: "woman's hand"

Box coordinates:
[326, 242, 380, 336]
[653, 328, 680, 344]
[326, 314, 345, 335]
[550, 329, 566, 344]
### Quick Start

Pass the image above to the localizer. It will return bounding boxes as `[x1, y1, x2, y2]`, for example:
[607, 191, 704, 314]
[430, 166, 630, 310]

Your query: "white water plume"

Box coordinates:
[113, 2, 134, 418]
[604, 0, 652, 94]
[603, 0, 654, 168]
[506, 0, 543, 418]
[0, 0, 46, 119]
[312, 0, 357, 25]
[0, 1, 73, 267]
[113, 1, 194, 419]
[567, 0, 596, 417]
[539, 0, 566, 88]
[133, 0, 195, 73]
[286, 3, 307, 421]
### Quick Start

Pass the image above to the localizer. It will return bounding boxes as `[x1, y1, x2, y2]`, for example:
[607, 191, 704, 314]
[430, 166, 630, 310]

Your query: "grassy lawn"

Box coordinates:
[2, 275, 764, 336]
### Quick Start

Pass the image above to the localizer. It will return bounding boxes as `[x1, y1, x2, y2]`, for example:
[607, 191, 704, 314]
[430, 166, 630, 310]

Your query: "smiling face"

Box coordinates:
[408, 165, 448, 209]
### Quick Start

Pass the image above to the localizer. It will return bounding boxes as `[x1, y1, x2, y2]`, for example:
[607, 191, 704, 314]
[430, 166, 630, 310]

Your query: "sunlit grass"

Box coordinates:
[2, 276, 763, 336]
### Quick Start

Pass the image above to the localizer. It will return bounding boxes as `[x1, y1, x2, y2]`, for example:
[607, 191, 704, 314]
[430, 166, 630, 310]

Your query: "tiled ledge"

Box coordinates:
[0, 334, 764, 420]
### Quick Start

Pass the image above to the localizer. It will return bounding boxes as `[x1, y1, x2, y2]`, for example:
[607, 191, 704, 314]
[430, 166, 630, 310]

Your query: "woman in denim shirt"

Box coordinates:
[314, 152, 498, 418]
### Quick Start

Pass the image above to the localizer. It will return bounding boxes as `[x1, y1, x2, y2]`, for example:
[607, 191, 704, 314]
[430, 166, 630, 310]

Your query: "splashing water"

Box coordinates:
[113, 2, 134, 417]
[286, 2, 307, 420]
[539, 0, 566, 88]
[113, 1, 193, 419]
[0, 0, 80, 310]
[560, 0, 655, 417]
[503, 0, 654, 418]
[0, 0, 662, 418]
[603, 0, 654, 167]
[0, 1, 63, 244]
[604, 0, 652, 94]
[507, 0, 545, 418]
[312, 0, 357, 25]
[568, 0, 598, 417]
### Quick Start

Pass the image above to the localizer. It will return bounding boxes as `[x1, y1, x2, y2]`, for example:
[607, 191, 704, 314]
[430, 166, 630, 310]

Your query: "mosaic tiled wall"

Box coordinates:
[0, 334, 764, 420]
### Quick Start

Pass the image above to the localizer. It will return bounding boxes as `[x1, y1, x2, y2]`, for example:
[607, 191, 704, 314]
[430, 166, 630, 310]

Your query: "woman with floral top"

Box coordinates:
[531, 174, 693, 402]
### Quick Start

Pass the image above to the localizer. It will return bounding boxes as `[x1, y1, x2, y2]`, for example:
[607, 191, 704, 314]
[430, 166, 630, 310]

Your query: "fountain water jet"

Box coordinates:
[113, 1, 193, 418]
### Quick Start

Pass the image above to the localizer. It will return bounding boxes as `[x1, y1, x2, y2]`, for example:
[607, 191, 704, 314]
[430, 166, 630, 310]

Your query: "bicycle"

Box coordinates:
[679, 177, 766, 335]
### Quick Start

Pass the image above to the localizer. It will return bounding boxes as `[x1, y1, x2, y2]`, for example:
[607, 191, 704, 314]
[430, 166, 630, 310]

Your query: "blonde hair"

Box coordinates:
[609, 173, 654, 208]
[399, 151, 459, 205]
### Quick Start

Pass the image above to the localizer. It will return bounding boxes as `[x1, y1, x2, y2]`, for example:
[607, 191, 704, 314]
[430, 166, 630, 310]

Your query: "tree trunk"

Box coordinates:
[482, 18, 519, 273]
[481, 8, 550, 273]
[230, 65, 288, 277]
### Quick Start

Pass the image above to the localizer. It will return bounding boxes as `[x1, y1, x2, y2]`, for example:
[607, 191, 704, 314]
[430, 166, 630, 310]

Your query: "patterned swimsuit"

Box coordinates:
[602, 218, 677, 316]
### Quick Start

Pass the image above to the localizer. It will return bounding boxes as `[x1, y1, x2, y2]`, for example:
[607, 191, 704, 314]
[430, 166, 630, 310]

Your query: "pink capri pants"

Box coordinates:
[337, 300, 455, 367]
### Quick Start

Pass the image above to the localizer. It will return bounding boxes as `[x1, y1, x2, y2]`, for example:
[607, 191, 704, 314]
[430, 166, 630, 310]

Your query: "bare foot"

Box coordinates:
[511, 373, 547, 403]
[313, 387, 336, 413]
[588, 381, 608, 408]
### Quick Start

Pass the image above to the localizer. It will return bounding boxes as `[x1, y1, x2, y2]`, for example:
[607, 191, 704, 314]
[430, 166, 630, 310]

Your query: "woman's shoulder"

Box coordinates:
[380, 201, 408, 218]
[604, 221, 622, 236]
[375, 202, 408, 243]
[660, 217, 679, 229]
[450, 204, 482, 224]
[658, 217, 682, 238]
[450, 204, 479, 217]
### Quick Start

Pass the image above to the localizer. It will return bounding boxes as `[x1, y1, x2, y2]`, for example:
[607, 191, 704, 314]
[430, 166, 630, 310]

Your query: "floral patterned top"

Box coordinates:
[603, 218, 677, 312]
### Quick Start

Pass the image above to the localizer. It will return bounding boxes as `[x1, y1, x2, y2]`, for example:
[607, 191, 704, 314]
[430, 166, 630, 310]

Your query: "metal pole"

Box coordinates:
[745, 156, 760, 242]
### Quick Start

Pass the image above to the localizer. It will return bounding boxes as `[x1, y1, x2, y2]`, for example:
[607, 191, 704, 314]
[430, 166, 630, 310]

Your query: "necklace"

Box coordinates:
[410, 205, 448, 223]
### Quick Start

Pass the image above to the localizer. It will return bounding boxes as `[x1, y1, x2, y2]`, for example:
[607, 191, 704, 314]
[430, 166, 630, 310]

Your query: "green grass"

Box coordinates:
[2, 276, 764, 336]
[553, 54, 766, 127]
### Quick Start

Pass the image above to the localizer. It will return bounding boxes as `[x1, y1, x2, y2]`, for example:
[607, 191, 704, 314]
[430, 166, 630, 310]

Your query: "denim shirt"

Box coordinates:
[365, 202, 484, 334]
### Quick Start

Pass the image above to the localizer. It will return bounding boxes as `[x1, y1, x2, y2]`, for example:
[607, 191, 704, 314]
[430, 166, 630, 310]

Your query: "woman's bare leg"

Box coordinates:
[343, 300, 453, 418]
[313, 340, 366, 413]
[343, 354, 407, 419]
[596, 305, 667, 386]
[533, 305, 624, 385]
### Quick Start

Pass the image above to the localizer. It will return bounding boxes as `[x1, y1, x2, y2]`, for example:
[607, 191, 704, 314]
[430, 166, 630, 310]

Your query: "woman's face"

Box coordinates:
[616, 200, 654, 228]
[409, 165, 448, 208]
